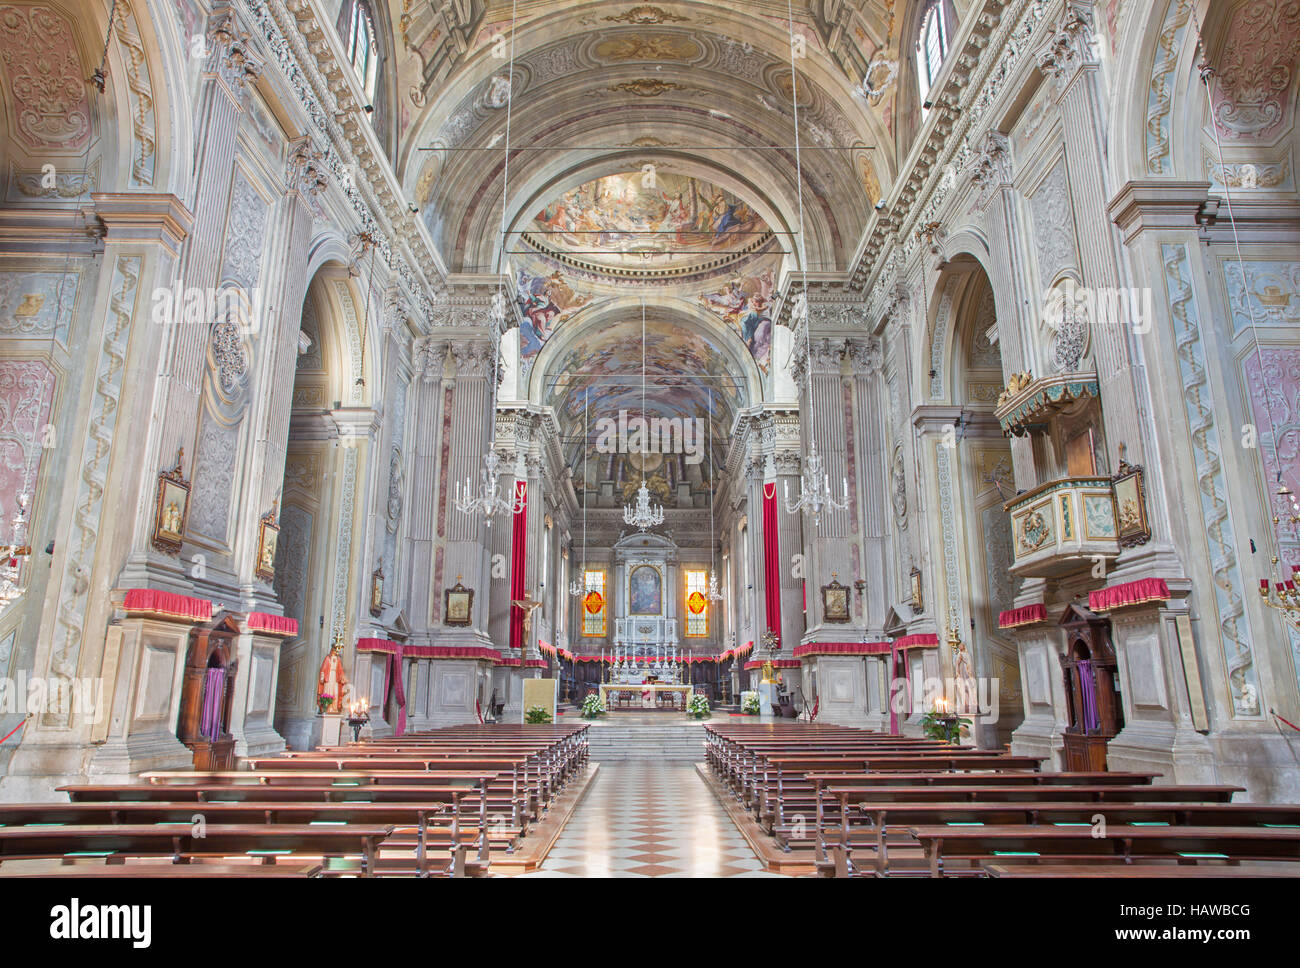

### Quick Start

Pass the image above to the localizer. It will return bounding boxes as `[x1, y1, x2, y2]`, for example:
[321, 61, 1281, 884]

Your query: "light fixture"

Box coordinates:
[456, 0, 524, 528]
[779, 0, 849, 529]
[454, 450, 525, 526]
[571, 390, 589, 597]
[706, 386, 724, 601]
[623, 299, 664, 532]
[0, 492, 32, 613]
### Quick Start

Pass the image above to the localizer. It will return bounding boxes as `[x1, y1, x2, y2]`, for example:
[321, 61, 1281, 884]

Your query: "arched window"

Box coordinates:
[916, 1, 949, 110]
[345, 0, 378, 101]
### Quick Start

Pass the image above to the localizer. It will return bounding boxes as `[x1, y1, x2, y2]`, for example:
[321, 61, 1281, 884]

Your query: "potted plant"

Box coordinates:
[317, 694, 335, 715]
[687, 694, 711, 719]
[580, 694, 606, 719]
[525, 705, 553, 724]
[741, 694, 761, 715]
[919, 707, 970, 744]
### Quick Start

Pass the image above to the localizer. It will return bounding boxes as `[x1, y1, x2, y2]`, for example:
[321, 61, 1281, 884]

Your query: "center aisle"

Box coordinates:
[515, 763, 785, 878]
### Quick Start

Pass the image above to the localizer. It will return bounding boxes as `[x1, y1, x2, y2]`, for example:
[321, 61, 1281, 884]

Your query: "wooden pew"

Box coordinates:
[0, 824, 394, 876]
[907, 824, 1300, 876]
[0, 799, 467, 877]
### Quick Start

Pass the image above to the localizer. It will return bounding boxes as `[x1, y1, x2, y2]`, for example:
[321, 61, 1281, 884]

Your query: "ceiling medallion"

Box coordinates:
[609, 79, 689, 98]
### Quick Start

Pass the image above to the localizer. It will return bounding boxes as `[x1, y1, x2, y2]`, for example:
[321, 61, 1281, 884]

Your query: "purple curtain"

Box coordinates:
[199, 667, 226, 741]
[1076, 659, 1100, 733]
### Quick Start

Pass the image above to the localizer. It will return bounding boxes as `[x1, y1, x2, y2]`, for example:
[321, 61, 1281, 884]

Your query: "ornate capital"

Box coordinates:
[412, 336, 448, 383]
[845, 336, 883, 372]
[287, 138, 328, 197]
[451, 340, 495, 377]
[1035, 0, 1097, 91]
[207, 11, 263, 99]
[968, 131, 1013, 191]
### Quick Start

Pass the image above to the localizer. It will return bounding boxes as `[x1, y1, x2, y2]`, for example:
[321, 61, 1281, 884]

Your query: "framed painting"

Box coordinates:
[445, 580, 473, 626]
[822, 577, 850, 623]
[1112, 462, 1151, 548]
[370, 566, 384, 616]
[629, 564, 662, 615]
[255, 503, 279, 582]
[151, 449, 190, 555]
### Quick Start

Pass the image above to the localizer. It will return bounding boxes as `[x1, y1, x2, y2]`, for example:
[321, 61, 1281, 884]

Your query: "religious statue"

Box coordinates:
[950, 626, 976, 714]
[317, 633, 348, 715]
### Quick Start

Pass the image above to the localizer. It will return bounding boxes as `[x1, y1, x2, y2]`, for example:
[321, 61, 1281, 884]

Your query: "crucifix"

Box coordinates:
[512, 594, 543, 640]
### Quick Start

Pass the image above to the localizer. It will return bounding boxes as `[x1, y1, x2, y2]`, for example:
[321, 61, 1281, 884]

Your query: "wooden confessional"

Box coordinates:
[177, 614, 239, 771]
[1058, 604, 1123, 772]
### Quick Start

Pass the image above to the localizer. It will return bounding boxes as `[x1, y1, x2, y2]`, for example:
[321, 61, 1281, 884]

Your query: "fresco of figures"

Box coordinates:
[532, 172, 768, 270]
[698, 263, 776, 371]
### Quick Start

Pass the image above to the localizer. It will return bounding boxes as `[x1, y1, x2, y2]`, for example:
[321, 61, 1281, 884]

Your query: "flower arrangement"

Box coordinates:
[919, 708, 970, 744]
[580, 694, 606, 719]
[741, 693, 761, 715]
[525, 705, 553, 724]
[687, 694, 711, 719]
[317, 694, 335, 714]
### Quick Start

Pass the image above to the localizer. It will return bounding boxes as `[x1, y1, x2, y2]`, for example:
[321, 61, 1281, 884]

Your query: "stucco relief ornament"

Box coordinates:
[210, 316, 249, 396]
[1035, 0, 1097, 89]
[853, 58, 898, 105]
[207, 13, 264, 98]
[1043, 282, 1090, 372]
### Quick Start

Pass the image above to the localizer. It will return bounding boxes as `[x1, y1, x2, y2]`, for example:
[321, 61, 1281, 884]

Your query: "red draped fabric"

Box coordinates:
[1088, 578, 1170, 612]
[744, 659, 801, 670]
[122, 588, 212, 623]
[248, 612, 299, 636]
[509, 479, 528, 654]
[997, 604, 1047, 629]
[793, 641, 892, 658]
[894, 632, 939, 649]
[762, 481, 782, 642]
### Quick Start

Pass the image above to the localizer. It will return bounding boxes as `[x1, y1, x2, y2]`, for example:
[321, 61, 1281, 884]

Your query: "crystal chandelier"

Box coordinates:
[779, 3, 847, 529]
[455, 450, 525, 526]
[707, 570, 724, 602]
[706, 386, 724, 601]
[624, 480, 664, 532]
[623, 299, 663, 532]
[784, 438, 849, 525]
[457, 1, 525, 528]
[0, 492, 32, 613]
[571, 391, 589, 597]
[1260, 483, 1300, 633]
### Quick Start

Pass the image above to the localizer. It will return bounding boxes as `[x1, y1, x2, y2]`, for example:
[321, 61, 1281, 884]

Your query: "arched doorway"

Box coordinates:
[272, 267, 369, 748]
[941, 264, 1025, 744]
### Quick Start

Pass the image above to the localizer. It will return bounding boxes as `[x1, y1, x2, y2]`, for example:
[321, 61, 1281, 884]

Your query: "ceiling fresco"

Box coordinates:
[527, 171, 772, 275]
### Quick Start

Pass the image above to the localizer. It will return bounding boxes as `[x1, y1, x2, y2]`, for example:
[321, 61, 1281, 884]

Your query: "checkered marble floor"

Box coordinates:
[517, 764, 785, 878]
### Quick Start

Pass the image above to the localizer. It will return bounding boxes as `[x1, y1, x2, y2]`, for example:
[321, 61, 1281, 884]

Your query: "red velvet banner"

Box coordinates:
[793, 641, 892, 659]
[762, 481, 782, 643]
[894, 632, 939, 649]
[122, 588, 212, 623]
[1088, 578, 1170, 612]
[997, 604, 1048, 629]
[509, 478, 528, 654]
[248, 612, 298, 637]
[744, 659, 801, 670]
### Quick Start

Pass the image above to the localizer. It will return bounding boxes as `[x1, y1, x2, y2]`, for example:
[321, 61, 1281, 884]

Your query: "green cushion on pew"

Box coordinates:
[992, 851, 1040, 856]
[308, 821, 347, 825]
[1178, 853, 1228, 859]
[945, 822, 984, 826]
[1131, 821, 1170, 826]
[64, 851, 113, 857]
[246, 849, 294, 856]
